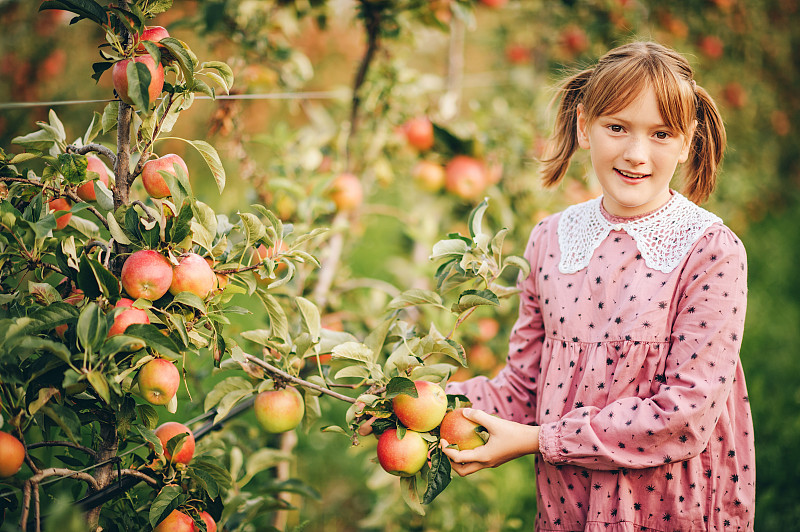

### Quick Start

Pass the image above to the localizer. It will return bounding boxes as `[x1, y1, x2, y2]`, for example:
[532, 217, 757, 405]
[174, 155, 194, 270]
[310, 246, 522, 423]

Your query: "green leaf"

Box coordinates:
[86, 370, 111, 403]
[191, 457, 232, 490]
[168, 202, 193, 245]
[190, 200, 217, 253]
[165, 432, 190, 462]
[56, 153, 88, 184]
[77, 302, 108, 353]
[204, 376, 253, 413]
[149, 485, 183, 528]
[171, 291, 207, 314]
[83, 111, 103, 144]
[124, 324, 182, 360]
[79, 254, 121, 301]
[255, 293, 289, 344]
[12, 128, 59, 152]
[200, 61, 234, 94]
[430, 239, 470, 261]
[188, 468, 220, 499]
[39, 0, 106, 24]
[137, 404, 159, 430]
[99, 334, 147, 358]
[107, 212, 132, 245]
[385, 376, 418, 399]
[239, 212, 266, 246]
[450, 289, 500, 314]
[159, 37, 196, 82]
[101, 101, 120, 133]
[363, 317, 393, 360]
[468, 198, 490, 240]
[41, 404, 81, 444]
[400, 475, 426, 516]
[212, 389, 253, 424]
[189, 140, 225, 193]
[422, 447, 452, 504]
[331, 342, 374, 364]
[10, 336, 73, 364]
[296, 296, 321, 341]
[386, 289, 444, 312]
[126, 60, 154, 111]
[502, 255, 531, 279]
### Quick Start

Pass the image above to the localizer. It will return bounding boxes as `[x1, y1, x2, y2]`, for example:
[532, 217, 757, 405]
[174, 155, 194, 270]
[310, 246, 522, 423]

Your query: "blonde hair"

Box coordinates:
[540, 41, 726, 204]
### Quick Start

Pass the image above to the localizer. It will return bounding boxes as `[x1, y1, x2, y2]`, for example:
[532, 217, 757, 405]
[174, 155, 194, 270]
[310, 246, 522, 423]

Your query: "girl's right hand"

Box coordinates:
[439, 408, 540, 476]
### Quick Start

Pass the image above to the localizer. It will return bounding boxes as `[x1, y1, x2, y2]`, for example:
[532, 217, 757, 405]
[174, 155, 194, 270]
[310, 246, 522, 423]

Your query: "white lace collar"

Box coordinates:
[557, 192, 722, 274]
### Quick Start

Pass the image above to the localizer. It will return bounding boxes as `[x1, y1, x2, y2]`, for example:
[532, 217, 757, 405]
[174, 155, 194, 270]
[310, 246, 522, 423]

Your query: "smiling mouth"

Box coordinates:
[616, 168, 650, 180]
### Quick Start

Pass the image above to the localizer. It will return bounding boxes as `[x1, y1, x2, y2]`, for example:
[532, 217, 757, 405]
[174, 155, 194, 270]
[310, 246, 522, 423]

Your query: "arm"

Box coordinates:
[539, 228, 748, 470]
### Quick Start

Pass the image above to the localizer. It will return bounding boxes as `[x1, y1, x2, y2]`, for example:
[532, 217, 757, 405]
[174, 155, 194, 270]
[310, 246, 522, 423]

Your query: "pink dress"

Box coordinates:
[447, 193, 755, 531]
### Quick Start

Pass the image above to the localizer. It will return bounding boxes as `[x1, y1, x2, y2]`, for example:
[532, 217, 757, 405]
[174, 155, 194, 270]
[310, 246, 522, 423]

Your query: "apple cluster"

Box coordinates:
[375, 380, 485, 477]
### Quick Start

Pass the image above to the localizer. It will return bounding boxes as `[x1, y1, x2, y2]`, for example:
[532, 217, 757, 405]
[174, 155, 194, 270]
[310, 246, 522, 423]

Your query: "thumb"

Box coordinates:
[461, 408, 495, 428]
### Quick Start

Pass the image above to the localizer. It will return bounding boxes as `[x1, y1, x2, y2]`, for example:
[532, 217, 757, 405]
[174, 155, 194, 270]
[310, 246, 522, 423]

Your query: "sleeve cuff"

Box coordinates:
[538, 422, 563, 464]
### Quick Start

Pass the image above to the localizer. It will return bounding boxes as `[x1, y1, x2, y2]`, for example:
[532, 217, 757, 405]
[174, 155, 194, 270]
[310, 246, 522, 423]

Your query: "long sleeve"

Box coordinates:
[446, 222, 548, 424]
[538, 227, 748, 470]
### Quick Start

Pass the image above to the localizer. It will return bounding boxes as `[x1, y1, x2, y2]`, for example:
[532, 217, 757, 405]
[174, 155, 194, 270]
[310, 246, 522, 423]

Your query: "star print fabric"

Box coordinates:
[446, 198, 755, 531]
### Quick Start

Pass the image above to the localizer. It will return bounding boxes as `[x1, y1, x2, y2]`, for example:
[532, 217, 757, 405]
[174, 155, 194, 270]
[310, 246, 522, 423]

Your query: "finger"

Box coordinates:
[357, 417, 375, 437]
[461, 408, 496, 428]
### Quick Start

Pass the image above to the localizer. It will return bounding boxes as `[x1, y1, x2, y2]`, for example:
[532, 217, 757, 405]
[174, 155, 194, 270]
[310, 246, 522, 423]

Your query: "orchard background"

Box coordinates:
[0, 0, 799, 531]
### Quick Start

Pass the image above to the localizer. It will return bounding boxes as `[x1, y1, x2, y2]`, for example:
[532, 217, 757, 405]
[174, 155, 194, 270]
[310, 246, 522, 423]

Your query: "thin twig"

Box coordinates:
[66, 143, 117, 167]
[26, 440, 98, 460]
[118, 468, 158, 486]
[0, 177, 109, 230]
[243, 354, 356, 404]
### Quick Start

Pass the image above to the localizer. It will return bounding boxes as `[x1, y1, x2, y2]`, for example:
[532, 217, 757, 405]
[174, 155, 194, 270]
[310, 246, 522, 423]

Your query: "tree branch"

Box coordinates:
[0, 177, 109, 230]
[118, 468, 158, 486]
[26, 440, 98, 460]
[67, 143, 117, 167]
[243, 354, 356, 404]
[21, 468, 100, 531]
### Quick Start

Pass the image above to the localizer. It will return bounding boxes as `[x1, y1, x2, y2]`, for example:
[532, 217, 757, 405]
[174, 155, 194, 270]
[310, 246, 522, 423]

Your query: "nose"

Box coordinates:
[623, 136, 647, 166]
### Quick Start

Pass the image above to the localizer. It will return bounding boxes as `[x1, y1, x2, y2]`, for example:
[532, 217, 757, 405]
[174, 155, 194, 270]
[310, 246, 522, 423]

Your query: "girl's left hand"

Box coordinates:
[440, 408, 540, 477]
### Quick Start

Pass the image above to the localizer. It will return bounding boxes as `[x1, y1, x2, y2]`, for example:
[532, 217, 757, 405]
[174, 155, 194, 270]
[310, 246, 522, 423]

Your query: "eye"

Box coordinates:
[654, 131, 671, 140]
[608, 124, 624, 133]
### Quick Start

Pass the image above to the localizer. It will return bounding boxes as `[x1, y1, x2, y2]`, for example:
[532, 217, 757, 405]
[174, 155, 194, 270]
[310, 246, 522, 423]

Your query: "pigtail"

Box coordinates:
[539, 68, 594, 188]
[684, 84, 726, 204]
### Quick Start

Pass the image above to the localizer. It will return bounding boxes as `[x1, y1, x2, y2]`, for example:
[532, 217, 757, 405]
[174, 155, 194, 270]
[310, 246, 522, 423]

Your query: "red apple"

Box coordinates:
[141, 154, 189, 199]
[199, 511, 217, 532]
[107, 298, 150, 337]
[479, 0, 508, 7]
[411, 160, 445, 192]
[392, 380, 447, 432]
[699, 35, 724, 60]
[136, 25, 170, 52]
[137, 358, 180, 406]
[153, 509, 195, 532]
[403, 117, 434, 151]
[505, 44, 531, 65]
[445, 155, 488, 201]
[112, 54, 165, 106]
[561, 26, 589, 55]
[476, 317, 500, 342]
[439, 408, 486, 451]
[48, 198, 71, 230]
[204, 257, 228, 290]
[155, 421, 195, 465]
[254, 387, 305, 433]
[376, 428, 428, 477]
[328, 172, 363, 212]
[121, 249, 173, 301]
[76, 155, 111, 201]
[0, 431, 25, 477]
[170, 252, 215, 299]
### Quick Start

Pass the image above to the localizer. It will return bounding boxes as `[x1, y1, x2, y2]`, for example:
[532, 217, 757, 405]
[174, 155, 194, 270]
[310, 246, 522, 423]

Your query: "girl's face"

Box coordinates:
[576, 85, 695, 217]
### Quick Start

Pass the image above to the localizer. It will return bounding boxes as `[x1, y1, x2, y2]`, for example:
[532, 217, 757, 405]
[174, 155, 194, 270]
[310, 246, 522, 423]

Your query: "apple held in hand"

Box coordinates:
[254, 387, 305, 433]
[445, 155, 488, 201]
[141, 154, 189, 199]
[376, 428, 429, 477]
[328, 172, 363, 212]
[76, 155, 111, 201]
[107, 298, 150, 337]
[153, 509, 195, 532]
[155, 421, 195, 464]
[112, 54, 165, 106]
[48, 198, 71, 230]
[170, 252, 215, 299]
[121, 249, 173, 301]
[137, 358, 180, 406]
[439, 408, 486, 451]
[392, 380, 447, 432]
[0, 431, 25, 477]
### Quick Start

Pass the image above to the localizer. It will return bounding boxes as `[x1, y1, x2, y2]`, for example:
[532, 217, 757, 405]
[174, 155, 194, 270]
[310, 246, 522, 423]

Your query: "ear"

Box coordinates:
[678, 119, 697, 164]
[576, 103, 591, 150]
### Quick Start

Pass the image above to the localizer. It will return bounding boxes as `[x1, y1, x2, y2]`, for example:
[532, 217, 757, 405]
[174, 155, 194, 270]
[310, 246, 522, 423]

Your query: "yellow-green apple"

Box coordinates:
[141, 154, 189, 199]
[135, 25, 170, 52]
[376, 428, 428, 477]
[468, 344, 496, 372]
[392, 380, 447, 432]
[107, 298, 150, 337]
[445, 155, 488, 201]
[48, 198, 71, 230]
[112, 54, 165, 106]
[76, 155, 111, 201]
[137, 358, 180, 406]
[199, 511, 217, 532]
[121, 249, 173, 301]
[169, 252, 215, 298]
[439, 408, 486, 451]
[154, 421, 195, 464]
[153, 509, 195, 532]
[254, 387, 305, 433]
[411, 160, 445, 192]
[403, 116, 434, 151]
[328, 173, 363, 212]
[0, 431, 25, 477]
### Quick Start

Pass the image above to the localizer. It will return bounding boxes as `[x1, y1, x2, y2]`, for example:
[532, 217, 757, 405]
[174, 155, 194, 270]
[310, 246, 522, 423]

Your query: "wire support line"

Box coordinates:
[0, 90, 351, 110]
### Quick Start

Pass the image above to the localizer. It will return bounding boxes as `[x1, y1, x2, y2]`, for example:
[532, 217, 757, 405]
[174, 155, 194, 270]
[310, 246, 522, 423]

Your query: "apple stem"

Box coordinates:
[243, 354, 356, 404]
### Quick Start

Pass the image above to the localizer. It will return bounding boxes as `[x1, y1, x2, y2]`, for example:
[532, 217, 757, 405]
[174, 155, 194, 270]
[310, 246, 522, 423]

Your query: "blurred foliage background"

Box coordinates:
[1, 0, 798, 530]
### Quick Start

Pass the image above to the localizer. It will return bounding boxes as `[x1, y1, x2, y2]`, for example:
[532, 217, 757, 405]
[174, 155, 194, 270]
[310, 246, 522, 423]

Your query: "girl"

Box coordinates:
[442, 41, 755, 531]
